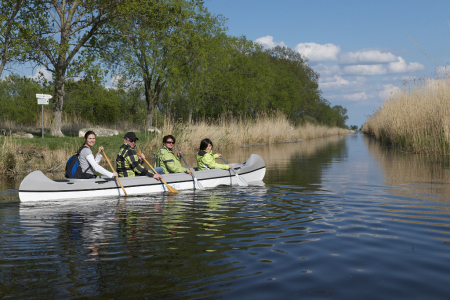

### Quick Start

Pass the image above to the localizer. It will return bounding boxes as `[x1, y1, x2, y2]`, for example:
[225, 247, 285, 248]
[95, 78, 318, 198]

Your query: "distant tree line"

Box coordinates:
[0, 0, 348, 135]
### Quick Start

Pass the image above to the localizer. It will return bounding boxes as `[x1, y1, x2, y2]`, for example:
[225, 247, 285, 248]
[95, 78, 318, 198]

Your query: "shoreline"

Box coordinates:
[1, 116, 353, 175]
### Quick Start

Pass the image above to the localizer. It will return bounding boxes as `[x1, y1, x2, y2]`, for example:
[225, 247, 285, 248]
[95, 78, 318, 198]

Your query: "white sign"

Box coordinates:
[36, 94, 52, 99]
[37, 98, 49, 105]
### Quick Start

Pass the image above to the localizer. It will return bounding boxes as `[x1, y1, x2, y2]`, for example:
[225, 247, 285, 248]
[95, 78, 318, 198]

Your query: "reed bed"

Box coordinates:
[363, 78, 450, 159]
[141, 111, 353, 154]
[0, 112, 353, 175]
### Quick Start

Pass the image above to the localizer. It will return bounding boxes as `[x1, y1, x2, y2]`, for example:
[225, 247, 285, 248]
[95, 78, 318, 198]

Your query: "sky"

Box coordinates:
[203, 0, 450, 127]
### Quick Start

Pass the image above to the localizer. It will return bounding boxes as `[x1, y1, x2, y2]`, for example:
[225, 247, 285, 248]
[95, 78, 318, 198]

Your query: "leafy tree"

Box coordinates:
[0, 74, 43, 124]
[332, 105, 348, 127]
[96, 0, 225, 129]
[0, 0, 27, 77]
[20, 0, 122, 136]
[264, 46, 321, 122]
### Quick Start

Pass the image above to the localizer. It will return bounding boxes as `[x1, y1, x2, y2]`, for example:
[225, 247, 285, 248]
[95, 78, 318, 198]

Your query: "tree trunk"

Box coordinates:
[188, 108, 192, 124]
[144, 82, 154, 129]
[51, 72, 65, 137]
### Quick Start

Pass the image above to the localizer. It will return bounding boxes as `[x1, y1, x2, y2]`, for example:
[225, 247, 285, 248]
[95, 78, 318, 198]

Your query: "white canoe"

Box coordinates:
[18, 154, 266, 202]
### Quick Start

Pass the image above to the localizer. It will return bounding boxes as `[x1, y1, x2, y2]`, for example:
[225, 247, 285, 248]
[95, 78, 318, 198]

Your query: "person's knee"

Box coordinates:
[154, 167, 165, 174]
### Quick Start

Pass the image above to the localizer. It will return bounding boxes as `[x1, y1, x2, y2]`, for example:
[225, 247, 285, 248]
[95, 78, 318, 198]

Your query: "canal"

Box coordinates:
[1, 132, 450, 299]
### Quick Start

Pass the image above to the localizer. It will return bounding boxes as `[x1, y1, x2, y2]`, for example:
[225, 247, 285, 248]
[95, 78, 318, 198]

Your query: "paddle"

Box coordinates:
[101, 149, 128, 196]
[137, 150, 179, 194]
[177, 147, 204, 190]
[220, 156, 248, 187]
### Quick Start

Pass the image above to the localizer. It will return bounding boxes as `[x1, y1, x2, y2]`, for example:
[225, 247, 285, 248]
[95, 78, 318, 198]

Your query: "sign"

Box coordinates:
[36, 94, 52, 99]
[37, 98, 49, 105]
[36, 93, 52, 138]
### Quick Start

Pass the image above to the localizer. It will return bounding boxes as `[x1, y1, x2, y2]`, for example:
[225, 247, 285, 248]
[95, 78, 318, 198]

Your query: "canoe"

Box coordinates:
[18, 154, 266, 202]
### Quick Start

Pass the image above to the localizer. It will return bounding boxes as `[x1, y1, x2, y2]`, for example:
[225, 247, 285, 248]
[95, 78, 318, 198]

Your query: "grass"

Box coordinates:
[362, 77, 450, 160]
[1, 111, 353, 175]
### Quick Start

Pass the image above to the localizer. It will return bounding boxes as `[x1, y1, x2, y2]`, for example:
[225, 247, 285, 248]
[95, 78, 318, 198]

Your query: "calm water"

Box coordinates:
[2, 133, 450, 299]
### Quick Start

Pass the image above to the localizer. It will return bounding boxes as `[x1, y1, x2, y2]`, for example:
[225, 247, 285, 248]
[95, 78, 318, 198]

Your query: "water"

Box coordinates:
[2, 133, 450, 299]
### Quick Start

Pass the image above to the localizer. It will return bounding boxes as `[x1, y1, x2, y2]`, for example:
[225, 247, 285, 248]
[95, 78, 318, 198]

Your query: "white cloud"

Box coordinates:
[343, 92, 368, 101]
[294, 42, 340, 62]
[388, 57, 424, 73]
[339, 50, 398, 65]
[313, 63, 341, 77]
[436, 65, 450, 77]
[343, 64, 387, 75]
[379, 84, 401, 100]
[254, 35, 287, 50]
[28, 67, 52, 81]
[319, 75, 350, 88]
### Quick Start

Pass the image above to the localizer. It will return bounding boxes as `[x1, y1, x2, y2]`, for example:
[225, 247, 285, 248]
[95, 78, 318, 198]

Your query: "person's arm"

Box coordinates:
[203, 153, 229, 170]
[86, 154, 114, 177]
[125, 150, 154, 177]
[94, 153, 102, 164]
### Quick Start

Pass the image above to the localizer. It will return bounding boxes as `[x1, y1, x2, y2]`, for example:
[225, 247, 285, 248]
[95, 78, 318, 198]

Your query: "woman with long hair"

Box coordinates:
[76, 131, 118, 178]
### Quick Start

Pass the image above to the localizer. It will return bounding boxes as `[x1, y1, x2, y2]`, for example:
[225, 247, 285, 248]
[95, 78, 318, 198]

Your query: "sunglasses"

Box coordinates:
[128, 139, 137, 143]
[166, 141, 175, 144]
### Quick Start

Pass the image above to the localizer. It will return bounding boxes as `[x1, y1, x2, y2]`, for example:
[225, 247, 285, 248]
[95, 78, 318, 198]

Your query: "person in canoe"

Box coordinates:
[196, 138, 231, 171]
[154, 134, 194, 175]
[116, 132, 163, 180]
[77, 130, 118, 179]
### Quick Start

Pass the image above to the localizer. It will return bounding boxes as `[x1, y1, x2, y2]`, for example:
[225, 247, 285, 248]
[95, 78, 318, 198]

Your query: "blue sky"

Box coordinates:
[204, 0, 450, 127]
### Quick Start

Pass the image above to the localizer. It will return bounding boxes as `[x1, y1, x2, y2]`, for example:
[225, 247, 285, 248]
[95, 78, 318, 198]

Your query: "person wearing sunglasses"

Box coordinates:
[116, 132, 163, 179]
[154, 134, 194, 175]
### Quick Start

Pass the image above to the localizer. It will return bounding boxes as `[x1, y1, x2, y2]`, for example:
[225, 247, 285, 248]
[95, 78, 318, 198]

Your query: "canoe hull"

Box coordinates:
[19, 154, 266, 202]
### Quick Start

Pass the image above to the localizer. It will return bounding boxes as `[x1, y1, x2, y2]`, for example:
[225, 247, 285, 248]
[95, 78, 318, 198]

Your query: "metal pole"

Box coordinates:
[42, 105, 44, 138]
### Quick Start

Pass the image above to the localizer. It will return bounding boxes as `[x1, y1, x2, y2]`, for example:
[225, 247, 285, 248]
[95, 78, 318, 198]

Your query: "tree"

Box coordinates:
[0, 0, 27, 77]
[20, 0, 122, 136]
[96, 0, 225, 129]
[264, 46, 321, 121]
[332, 105, 348, 127]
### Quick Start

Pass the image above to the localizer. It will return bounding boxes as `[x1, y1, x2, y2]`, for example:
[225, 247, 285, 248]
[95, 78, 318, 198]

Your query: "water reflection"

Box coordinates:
[365, 135, 450, 203]
[5, 134, 450, 298]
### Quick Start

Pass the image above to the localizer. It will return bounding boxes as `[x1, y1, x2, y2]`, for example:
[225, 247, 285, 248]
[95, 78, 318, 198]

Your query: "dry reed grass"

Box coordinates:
[0, 111, 353, 175]
[363, 77, 450, 159]
[141, 111, 353, 155]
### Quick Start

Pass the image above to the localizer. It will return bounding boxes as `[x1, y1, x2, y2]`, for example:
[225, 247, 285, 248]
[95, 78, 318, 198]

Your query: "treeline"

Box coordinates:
[0, 0, 348, 134]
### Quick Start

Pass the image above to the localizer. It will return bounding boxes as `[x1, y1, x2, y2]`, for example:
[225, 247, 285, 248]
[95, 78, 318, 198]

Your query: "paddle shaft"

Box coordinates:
[139, 153, 178, 194]
[220, 157, 237, 175]
[177, 147, 204, 190]
[221, 156, 248, 186]
[101, 150, 128, 196]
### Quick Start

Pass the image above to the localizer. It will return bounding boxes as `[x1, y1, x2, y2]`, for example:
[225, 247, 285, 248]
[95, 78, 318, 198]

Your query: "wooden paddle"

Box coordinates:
[137, 150, 179, 194]
[101, 149, 128, 196]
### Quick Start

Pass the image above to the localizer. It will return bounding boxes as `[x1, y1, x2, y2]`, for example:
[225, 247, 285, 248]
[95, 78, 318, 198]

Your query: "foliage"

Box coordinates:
[2, 0, 349, 130]
[0, 74, 44, 124]
[0, 0, 28, 77]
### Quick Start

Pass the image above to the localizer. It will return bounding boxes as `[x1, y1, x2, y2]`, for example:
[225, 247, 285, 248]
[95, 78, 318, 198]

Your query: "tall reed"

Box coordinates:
[1, 111, 353, 175]
[363, 77, 450, 159]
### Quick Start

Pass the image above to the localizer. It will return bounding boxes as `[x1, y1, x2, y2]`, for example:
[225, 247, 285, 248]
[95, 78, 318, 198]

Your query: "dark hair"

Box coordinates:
[77, 131, 96, 154]
[199, 138, 213, 151]
[163, 135, 176, 144]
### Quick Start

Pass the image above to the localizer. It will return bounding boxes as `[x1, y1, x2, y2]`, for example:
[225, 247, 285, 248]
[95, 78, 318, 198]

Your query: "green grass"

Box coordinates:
[2, 131, 161, 153]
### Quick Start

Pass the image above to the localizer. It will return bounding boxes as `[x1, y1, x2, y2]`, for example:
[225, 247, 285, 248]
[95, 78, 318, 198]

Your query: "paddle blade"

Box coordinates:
[166, 184, 179, 194]
[194, 177, 205, 190]
[235, 174, 248, 187]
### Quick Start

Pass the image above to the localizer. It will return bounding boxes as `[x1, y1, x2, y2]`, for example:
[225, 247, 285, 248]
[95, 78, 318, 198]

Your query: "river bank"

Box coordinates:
[362, 77, 450, 160]
[1, 113, 353, 175]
